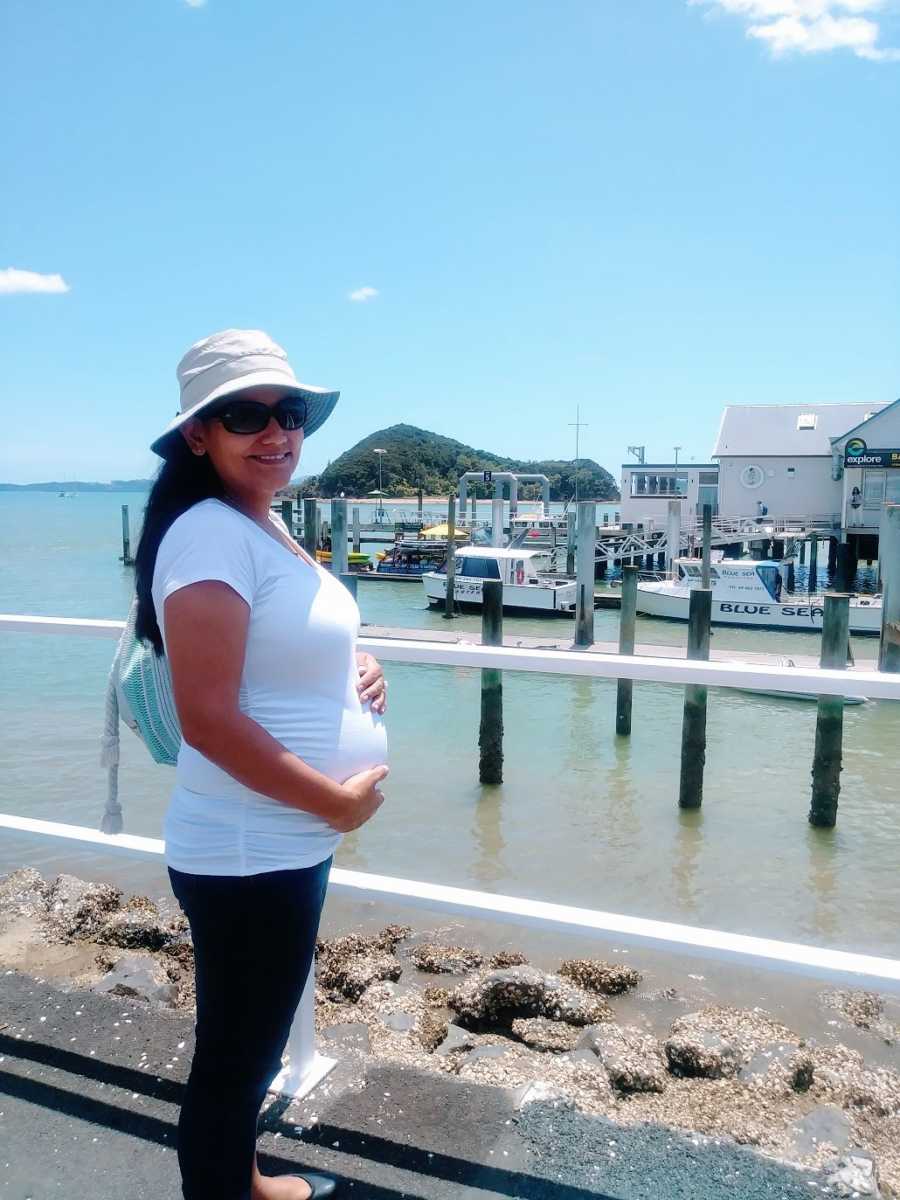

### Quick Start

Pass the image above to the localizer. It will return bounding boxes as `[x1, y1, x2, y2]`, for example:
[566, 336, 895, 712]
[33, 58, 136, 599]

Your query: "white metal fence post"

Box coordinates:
[269, 965, 337, 1099]
[666, 499, 681, 577]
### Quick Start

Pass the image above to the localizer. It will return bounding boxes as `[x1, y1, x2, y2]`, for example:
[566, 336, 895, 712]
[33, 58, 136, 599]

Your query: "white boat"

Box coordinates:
[734, 656, 866, 704]
[508, 511, 570, 549]
[637, 557, 882, 635]
[422, 547, 578, 615]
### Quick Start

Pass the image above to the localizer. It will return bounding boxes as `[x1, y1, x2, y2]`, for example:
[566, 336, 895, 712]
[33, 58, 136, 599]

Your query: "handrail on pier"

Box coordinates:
[2, 613, 897, 697]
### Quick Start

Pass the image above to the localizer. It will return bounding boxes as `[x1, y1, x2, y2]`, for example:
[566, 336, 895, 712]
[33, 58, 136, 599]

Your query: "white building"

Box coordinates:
[619, 463, 719, 529]
[712, 402, 891, 528]
[619, 399, 900, 558]
[831, 398, 900, 539]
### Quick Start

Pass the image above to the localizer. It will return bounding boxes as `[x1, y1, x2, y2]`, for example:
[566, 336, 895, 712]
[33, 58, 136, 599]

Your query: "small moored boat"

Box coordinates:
[315, 549, 372, 572]
[373, 539, 451, 578]
[637, 557, 882, 635]
[422, 547, 578, 615]
[732, 656, 866, 705]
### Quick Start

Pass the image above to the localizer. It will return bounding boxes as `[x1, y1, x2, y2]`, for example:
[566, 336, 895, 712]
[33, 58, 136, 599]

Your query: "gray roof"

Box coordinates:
[713, 403, 888, 458]
[832, 396, 900, 444]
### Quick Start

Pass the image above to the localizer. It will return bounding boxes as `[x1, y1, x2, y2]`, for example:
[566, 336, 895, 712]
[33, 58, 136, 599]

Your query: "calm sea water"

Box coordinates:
[1, 491, 897, 956]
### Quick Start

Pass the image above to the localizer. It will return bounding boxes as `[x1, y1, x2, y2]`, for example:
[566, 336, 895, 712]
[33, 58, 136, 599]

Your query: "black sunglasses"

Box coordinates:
[206, 395, 308, 435]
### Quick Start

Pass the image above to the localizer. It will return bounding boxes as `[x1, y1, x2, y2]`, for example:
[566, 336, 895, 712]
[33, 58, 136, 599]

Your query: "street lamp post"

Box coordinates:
[569, 405, 589, 506]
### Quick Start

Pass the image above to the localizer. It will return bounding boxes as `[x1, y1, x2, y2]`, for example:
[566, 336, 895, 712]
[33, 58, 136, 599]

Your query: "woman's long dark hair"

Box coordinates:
[135, 435, 225, 655]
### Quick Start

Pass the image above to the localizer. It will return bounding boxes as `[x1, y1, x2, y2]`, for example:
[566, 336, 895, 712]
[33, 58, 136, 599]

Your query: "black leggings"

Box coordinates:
[168, 860, 332, 1200]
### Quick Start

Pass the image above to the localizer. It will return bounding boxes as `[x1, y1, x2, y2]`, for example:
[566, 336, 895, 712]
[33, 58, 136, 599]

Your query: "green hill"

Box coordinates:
[298, 424, 619, 502]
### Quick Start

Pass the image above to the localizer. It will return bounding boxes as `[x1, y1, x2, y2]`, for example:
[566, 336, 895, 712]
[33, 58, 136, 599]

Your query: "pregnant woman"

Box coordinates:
[135, 329, 388, 1200]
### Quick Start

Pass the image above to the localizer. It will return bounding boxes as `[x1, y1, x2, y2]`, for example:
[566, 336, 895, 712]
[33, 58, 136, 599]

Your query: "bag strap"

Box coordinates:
[99, 598, 138, 834]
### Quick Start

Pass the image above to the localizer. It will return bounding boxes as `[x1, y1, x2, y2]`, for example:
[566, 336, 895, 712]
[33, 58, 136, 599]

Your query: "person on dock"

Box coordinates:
[134, 329, 389, 1200]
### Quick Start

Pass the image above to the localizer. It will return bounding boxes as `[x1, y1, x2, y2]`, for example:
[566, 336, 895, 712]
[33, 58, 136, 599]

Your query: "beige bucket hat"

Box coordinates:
[151, 328, 339, 457]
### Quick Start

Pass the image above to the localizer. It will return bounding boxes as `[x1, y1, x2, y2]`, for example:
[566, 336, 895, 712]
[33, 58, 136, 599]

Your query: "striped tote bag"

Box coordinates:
[99, 599, 181, 833]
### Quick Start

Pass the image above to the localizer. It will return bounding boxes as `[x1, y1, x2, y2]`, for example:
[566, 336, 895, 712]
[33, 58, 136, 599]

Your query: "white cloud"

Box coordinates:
[348, 286, 379, 303]
[0, 268, 70, 295]
[183, 1, 207, 8]
[690, 0, 900, 59]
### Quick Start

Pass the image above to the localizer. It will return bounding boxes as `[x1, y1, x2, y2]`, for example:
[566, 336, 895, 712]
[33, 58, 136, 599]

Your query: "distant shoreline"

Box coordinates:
[1, 485, 621, 504]
[0, 482, 152, 493]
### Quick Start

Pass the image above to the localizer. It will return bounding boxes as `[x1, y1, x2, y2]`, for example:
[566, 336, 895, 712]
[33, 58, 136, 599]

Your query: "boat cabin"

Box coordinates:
[439, 546, 555, 585]
[675, 557, 792, 603]
[376, 539, 447, 575]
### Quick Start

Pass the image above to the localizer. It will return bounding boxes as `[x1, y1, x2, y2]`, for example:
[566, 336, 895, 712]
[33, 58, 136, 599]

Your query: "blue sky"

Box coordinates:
[2, 0, 898, 484]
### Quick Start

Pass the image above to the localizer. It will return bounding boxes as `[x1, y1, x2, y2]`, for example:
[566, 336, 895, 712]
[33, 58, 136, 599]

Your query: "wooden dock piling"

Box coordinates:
[331, 499, 349, 576]
[575, 501, 596, 648]
[280, 499, 294, 537]
[120, 505, 132, 566]
[566, 511, 576, 576]
[444, 496, 457, 619]
[666, 500, 681, 576]
[701, 504, 712, 589]
[479, 579, 504, 784]
[616, 565, 638, 736]
[835, 543, 853, 593]
[339, 571, 358, 601]
[809, 593, 850, 829]
[352, 507, 361, 554]
[808, 537, 819, 592]
[878, 504, 900, 672]
[303, 498, 318, 557]
[678, 587, 712, 809]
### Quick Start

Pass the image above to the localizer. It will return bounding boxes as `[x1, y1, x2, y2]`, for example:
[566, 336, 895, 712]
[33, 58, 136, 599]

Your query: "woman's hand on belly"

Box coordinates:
[356, 652, 387, 714]
[331, 764, 389, 833]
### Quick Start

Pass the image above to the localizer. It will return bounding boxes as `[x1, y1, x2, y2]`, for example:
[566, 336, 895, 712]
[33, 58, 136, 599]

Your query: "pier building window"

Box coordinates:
[697, 470, 718, 515]
[630, 472, 688, 497]
[863, 473, 885, 508]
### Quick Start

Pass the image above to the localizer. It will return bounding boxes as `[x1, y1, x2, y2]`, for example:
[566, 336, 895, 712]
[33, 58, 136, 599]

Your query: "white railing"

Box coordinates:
[3, 613, 900, 1100]
[600, 515, 843, 567]
[4, 612, 897, 697]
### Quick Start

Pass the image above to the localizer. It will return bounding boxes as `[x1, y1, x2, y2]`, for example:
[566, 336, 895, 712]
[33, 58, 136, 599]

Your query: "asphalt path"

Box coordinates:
[0, 972, 843, 1200]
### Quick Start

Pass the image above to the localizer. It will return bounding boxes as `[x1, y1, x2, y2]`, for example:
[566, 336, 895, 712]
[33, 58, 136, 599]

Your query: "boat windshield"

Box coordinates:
[457, 557, 501, 579]
[755, 563, 783, 602]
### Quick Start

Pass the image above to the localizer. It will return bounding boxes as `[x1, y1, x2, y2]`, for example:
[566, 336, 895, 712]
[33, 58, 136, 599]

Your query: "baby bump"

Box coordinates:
[272, 704, 387, 783]
[334, 706, 388, 781]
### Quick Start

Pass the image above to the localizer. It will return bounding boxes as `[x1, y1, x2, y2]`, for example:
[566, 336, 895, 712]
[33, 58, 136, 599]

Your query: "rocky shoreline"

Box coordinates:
[2, 866, 899, 1197]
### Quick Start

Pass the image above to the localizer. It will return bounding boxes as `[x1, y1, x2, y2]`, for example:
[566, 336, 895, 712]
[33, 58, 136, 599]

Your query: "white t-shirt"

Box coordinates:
[151, 498, 388, 876]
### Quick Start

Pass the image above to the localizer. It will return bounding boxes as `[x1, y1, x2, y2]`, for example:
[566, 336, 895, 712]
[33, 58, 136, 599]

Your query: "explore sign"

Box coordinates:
[843, 438, 900, 468]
